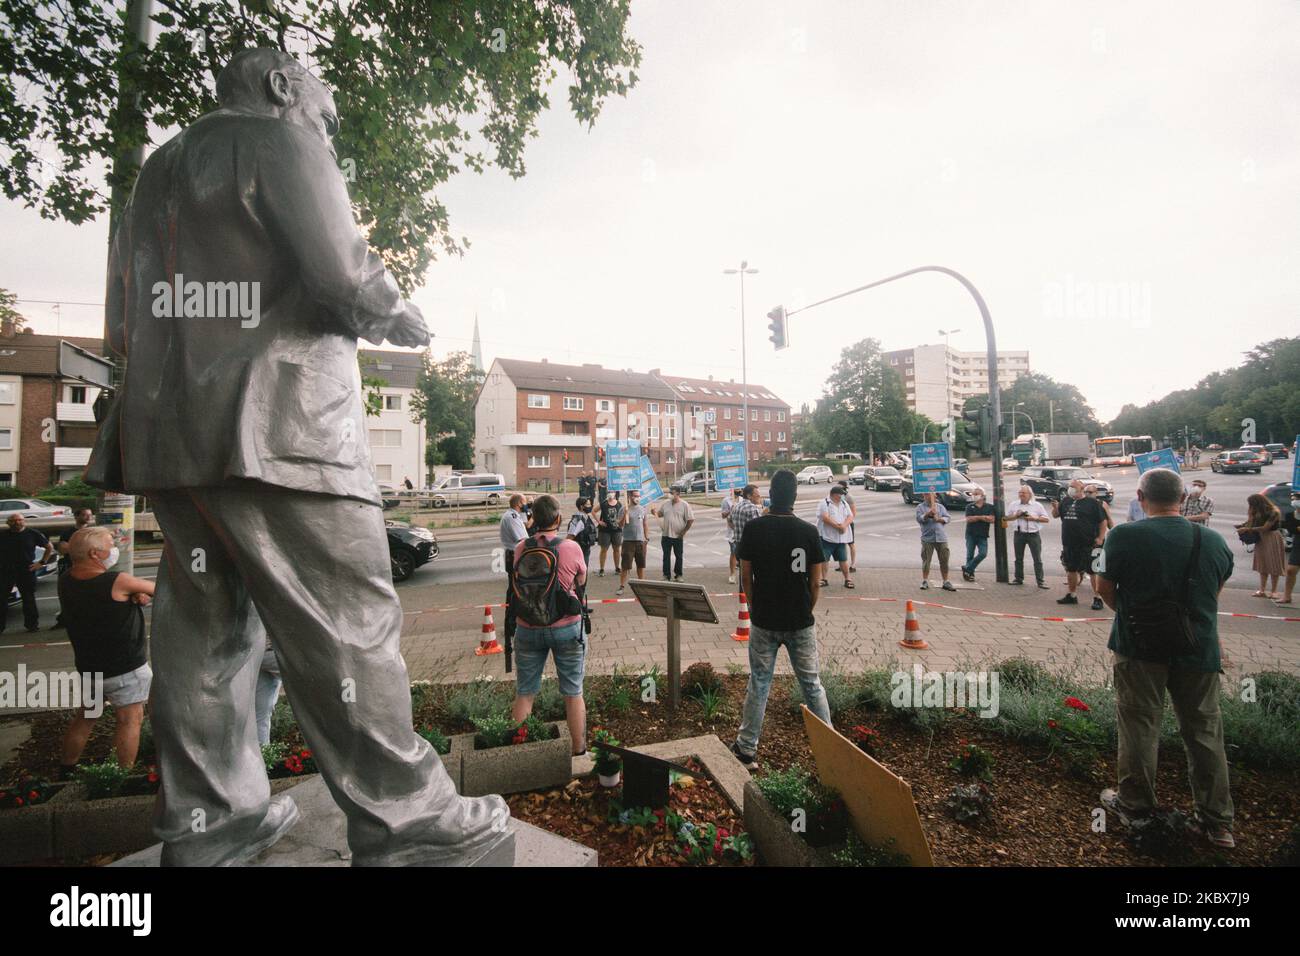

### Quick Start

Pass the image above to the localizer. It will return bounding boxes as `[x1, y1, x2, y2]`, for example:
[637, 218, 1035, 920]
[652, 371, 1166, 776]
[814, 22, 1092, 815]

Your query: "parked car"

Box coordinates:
[1019, 466, 1115, 503]
[900, 469, 981, 509]
[386, 521, 438, 582]
[1264, 443, 1288, 460]
[796, 465, 834, 485]
[1239, 444, 1273, 466]
[670, 470, 718, 493]
[847, 465, 870, 485]
[1001, 457, 1020, 472]
[861, 466, 903, 491]
[953, 458, 970, 476]
[1262, 481, 1296, 551]
[427, 472, 506, 508]
[0, 498, 77, 531]
[1210, 451, 1262, 474]
[1206, 443, 1224, 451]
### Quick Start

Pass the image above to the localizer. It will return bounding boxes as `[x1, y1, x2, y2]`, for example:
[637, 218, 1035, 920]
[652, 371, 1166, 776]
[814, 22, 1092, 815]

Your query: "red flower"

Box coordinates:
[147, 770, 159, 784]
[300, 749, 312, 759]
[14, 797, 23, 806]
[284, 755, 303, 774]
[1064, 696, 1090, 712]
[959, 738, 968, 746]
[1048, 719, 1058, 729]
[28, 790, 39, 800]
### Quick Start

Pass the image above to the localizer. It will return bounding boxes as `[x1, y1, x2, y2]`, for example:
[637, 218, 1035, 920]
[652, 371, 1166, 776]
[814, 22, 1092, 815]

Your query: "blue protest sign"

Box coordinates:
[712, 440, 747, 469]
[637, 456, 665, 503]
[608, 466, 640, 491]
[1135, 447, 1180, 475]
[909, 442, 951, 472]
[715, 466, 748, 491]
[909, 442, 952, 494]
[606, 440, 641, 469]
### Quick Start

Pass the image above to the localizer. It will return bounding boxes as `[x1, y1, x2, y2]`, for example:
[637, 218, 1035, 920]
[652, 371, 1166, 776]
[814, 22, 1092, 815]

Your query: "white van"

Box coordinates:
[428, 473, 507, 508]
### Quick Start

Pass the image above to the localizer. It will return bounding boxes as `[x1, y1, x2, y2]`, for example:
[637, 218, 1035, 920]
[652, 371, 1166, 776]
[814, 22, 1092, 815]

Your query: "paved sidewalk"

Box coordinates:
[398, 567, 1299, 686]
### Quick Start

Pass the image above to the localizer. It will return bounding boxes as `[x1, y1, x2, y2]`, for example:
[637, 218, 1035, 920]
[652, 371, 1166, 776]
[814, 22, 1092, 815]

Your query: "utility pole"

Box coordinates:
[723, 261, 758, 472]
[100, 0, 153, 576]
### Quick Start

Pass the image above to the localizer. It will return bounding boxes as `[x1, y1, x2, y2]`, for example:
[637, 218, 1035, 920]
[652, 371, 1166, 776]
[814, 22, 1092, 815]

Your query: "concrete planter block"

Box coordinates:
[53, 789, 157, 859]
[0, 801, 55, 864]
[460, 721, 571, 797]
[742, 781, 833, 867]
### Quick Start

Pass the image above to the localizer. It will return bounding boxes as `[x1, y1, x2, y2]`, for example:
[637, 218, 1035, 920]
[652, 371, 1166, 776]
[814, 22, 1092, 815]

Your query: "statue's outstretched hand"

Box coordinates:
[388, 301, 431, 348]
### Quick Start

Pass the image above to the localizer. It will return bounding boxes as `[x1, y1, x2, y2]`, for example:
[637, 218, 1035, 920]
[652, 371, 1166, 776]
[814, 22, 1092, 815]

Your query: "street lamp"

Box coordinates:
[1014, 402, 1035, 436]
[779, 267, 1010, 582]
[723, 261, 759, 461]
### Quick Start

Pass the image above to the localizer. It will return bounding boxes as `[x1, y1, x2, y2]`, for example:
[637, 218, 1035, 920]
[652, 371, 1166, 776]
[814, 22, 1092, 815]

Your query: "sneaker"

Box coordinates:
[919, 580, 930, 590]
[1091, 596, 1104, 611]
[1010, 579, 1024, 585]
[961, 569, 974, 582]
[597, 569, 604, 577]
[942, 581, 956, 592]
[1057, 593, 1078, 605]
[727, 573, 736, 585]
[729, 741, 758, 770]
[1099, 788, 1139, 827]
[673, 575, 683, 582]
[1205, 826, 1236, 849]
[1037, 582, 1050, 589]
[615, 586, 624, 596]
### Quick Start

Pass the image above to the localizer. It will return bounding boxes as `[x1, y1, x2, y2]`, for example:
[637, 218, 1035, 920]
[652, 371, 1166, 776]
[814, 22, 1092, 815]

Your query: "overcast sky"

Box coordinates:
[3, 0, 1297, 421]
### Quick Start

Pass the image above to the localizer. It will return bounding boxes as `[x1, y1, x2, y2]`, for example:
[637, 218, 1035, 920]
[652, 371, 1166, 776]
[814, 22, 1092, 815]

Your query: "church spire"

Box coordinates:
[471, 314, 484, 372]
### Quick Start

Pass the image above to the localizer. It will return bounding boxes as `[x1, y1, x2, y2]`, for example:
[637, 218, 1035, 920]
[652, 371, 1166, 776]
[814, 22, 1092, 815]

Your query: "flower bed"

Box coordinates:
[505, 757, 752, 867]
[459, 719, 571, 797]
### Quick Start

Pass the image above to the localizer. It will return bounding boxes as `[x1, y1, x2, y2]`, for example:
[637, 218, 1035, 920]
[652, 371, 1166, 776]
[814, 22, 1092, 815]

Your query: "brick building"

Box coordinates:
[0, 326, 106, 491]
[474, 358, 791, 490]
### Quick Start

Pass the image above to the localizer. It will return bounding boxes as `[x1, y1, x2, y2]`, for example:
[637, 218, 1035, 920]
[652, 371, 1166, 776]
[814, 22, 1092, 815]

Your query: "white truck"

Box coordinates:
[1011, 433, 1092, 467]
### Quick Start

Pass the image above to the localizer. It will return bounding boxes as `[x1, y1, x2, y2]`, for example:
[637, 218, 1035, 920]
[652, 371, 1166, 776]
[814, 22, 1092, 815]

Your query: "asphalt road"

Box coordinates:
[420, 457, 1293, 589]
[1, 456, 1287, 654]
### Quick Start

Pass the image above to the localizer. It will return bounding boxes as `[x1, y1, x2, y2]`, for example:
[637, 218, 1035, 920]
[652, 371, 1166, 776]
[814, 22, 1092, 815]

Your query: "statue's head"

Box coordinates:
[216, 48, 338, 148]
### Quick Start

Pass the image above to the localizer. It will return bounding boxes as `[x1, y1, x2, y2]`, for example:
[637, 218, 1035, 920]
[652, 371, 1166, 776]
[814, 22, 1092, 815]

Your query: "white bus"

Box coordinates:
[1093, 435, 1153, 467]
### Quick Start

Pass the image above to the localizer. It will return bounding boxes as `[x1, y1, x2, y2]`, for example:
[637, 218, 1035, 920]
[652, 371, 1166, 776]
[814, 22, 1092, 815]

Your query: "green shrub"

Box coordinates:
[261, 742, 288, 774]
[0, 483, 29, 498]
[789, 658, 860, 717]
[36, 477, 99, 498]
[591, 728, 622, 775]
[447, 677, 510, 724]
[681, 662, 723, 700]
[754, 764, 847, 847]
[1253, 670, 1300, 724]
[532, 678, 567, 720]
[1220, 691, 1300, 770]
[269, 697, 297, 743]
[832, 830, 910, 867]
[695, 684, 726, 719]
[417, 725, 451, 755]
[994, 656, 1058, 693]
[950, 742, 995, 781]
[603, 681, 633, 715]
[75, 758, 131, 800]
[471, 713, 517, 749]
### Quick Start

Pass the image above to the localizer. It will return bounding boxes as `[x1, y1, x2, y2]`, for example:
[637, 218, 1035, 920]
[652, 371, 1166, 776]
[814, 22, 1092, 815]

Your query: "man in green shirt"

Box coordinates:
[1096, 467, 1236, 849]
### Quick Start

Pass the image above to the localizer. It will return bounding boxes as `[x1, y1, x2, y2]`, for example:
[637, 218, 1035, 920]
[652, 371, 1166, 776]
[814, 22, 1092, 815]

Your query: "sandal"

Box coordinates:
[1251, 591, 1268, 597]
[844, 580, 855, 589]
[820, 579, 829, 587]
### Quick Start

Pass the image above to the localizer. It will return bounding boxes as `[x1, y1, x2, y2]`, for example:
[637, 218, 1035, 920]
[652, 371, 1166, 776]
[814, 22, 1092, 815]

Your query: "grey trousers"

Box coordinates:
[149, 482, 480, 865]
[1113, 653, 1233, 828]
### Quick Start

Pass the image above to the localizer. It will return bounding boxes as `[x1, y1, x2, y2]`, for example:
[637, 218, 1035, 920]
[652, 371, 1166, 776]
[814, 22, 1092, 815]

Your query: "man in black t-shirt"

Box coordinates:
[0, 513, 54, 632]
[731, 469, 832, 767]
[1052, 479, 1108, 609]
[960, 487, 996, 582]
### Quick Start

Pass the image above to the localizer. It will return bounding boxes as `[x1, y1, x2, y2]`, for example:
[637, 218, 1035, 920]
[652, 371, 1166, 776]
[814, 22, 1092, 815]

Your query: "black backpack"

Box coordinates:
[510, 536, 583, 626]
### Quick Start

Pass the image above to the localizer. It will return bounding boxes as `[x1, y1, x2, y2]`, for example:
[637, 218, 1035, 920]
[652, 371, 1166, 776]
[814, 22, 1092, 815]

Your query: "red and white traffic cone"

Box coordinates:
[731, 591, 751, 642]
[475, 605, 503, 656]
[899, 599, 928, 650]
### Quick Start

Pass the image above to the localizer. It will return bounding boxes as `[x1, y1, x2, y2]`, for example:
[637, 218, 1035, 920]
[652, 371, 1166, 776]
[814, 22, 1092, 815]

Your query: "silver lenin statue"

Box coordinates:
[86, 48, 511, 866]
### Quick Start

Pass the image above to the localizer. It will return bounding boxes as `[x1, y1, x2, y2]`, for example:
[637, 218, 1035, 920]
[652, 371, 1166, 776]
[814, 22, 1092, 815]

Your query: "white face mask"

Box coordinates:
[1067, 487, 1080, 498]
[102, 547, 120, 569]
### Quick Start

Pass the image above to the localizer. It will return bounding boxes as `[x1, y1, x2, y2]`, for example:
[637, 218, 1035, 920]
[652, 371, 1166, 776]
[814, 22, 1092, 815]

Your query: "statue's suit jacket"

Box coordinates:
[86, 108, 407, 506]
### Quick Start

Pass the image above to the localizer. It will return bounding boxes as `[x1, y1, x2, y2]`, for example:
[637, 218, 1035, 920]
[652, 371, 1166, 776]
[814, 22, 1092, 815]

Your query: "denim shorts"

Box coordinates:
[821, 538, 847, 563]
[98, 662, 152, 712]
[514, 620, 585, 697]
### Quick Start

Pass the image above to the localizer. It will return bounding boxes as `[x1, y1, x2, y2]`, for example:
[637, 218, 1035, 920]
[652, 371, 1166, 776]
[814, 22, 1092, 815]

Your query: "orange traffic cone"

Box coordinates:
[899, 599, 928, 650]
[475, 605, 503, 656]
[731, 591, 751, 642]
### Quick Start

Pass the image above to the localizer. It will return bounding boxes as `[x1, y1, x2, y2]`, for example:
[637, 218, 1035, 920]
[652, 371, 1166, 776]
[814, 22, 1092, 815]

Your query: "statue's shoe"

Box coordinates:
[216, 793, 301, 866]
[352, 793, 514, 867]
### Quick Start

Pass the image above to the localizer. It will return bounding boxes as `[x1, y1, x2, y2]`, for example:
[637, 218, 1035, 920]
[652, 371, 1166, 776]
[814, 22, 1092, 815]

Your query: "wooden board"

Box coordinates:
[801, 705, 934, 866]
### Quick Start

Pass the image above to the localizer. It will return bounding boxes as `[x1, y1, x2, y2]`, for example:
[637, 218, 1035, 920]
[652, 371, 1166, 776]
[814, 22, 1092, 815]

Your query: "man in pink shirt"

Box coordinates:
[510, 495, 588, 755]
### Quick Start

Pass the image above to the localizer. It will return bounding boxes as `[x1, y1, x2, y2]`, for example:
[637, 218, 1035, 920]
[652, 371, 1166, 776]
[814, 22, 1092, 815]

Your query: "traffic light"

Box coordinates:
[962, 407, 987, 455]
[767, 306, 788, 350]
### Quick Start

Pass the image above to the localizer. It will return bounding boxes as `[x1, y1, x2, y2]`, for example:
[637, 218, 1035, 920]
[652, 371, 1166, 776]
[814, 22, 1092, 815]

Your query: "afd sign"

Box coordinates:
[1135, 447, 1181, 475]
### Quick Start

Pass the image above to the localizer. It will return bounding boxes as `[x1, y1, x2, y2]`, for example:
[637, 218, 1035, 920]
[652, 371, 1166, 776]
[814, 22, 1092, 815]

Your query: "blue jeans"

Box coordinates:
[514, 619, 586, 697]
[963, 530, 988, 574]
[736, 624, 832, 754]
[254, 643, 281, 747]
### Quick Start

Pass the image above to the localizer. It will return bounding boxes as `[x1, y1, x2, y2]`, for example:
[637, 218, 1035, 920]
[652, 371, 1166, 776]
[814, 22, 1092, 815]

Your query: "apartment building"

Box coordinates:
[884, 344, 1031, 422]
[358, 348, 428, 488]
[474, 358, 791, 489]
[0, 327, 105, 490]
